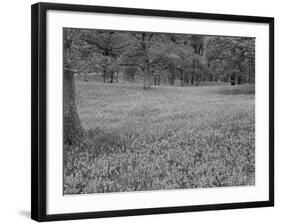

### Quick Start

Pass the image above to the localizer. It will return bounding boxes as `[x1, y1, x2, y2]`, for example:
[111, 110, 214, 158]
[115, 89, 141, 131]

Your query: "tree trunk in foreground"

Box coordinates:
[63, 29, 86, 145]
[64, 69, 86, 145]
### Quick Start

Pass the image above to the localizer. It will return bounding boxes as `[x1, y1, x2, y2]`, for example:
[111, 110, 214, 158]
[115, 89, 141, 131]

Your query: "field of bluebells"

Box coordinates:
[63, 82, 255, 194]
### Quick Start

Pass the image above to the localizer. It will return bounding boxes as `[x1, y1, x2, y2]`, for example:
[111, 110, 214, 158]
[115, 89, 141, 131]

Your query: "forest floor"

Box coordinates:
[64, 82, 255, 194]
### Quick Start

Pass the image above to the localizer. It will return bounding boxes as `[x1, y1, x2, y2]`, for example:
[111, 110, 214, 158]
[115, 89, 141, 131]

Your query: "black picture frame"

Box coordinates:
[31, 2, 274, 222]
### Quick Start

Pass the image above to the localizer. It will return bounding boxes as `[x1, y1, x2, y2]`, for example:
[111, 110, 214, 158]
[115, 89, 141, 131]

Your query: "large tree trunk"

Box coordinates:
[64, 70, 86, 144]
[63, 41, 86, 145]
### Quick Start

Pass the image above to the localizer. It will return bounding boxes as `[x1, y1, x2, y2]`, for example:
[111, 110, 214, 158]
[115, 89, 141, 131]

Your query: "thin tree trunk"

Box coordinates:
[249, 60, 254, 83]
[180, 70, 184, 86]
[170, 72, 175, 85]
[186, 76, 189, 84]
[251, 60, 255, 83]
[144, 60, 151, 89]
[110, 71, 114, 83]
[84, 72, 88, 82]
[192, 59, 196, 85]
[103, 68, 107, 83]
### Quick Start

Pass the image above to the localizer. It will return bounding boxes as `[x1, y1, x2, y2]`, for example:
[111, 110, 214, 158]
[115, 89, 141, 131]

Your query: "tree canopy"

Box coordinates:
[65, 28, 255, 88]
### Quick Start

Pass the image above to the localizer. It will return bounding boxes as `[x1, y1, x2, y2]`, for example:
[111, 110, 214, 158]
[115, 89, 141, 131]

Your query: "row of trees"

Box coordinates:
[63, 28, 255, 144]
[70, 29, 255, 88]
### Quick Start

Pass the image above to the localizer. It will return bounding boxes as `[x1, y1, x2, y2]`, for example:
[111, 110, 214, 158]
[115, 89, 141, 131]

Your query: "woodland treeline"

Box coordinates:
[63, 28, 255, 144]
[65, 28, 255, 89]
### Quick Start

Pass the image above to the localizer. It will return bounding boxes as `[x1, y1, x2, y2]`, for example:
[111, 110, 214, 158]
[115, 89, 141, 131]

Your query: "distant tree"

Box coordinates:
[76, 52, 100, 82]
[69, 28, 255, 89]
[165, 34, 194, 86]
[189, 35, 205, 85]
[205, 36, 255, 85]
[121, 33, 167, 89]
[80, 30, 128, 83]
[124, 66, 138, 82]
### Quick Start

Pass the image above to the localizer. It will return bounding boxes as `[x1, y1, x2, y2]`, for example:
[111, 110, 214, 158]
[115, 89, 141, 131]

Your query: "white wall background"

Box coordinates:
[0, 0, 279, 223]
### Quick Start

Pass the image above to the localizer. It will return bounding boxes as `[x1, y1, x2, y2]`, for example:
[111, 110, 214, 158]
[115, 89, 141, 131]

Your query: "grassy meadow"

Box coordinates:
[64, 81, 255, 194]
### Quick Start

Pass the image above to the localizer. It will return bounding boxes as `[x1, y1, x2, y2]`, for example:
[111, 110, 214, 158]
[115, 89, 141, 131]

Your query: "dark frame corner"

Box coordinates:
[31, 2, 274, 222]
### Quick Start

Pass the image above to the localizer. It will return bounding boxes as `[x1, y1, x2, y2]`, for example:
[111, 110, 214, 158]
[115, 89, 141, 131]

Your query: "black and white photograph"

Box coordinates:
[0, 0, 278, 223]
[63, 28, 256, 195]
[29, 2, 274, 222]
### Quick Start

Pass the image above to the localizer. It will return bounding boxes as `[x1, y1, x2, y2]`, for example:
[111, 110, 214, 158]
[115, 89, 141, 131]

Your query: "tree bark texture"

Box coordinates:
[63, 42, 86, 145]
[64, 70, 86, 144]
